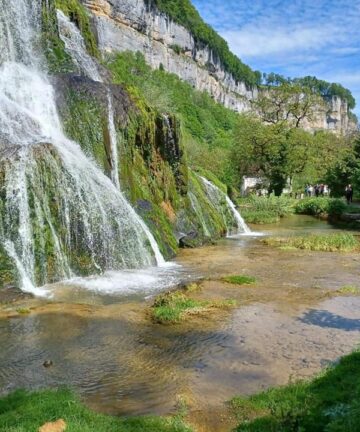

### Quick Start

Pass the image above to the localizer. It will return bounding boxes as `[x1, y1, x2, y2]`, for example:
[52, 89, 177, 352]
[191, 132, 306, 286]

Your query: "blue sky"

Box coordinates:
[192, 0, 360, 114]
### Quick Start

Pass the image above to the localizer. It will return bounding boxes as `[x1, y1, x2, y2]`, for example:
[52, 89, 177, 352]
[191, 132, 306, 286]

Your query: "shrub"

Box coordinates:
[294, 198, 346, 216]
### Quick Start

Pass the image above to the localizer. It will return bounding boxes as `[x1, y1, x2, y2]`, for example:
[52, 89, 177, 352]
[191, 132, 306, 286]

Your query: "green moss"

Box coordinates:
[55, 0, 100, 58]
[0, 388, 193, 432]
[61, 89, 110, 173]
[231, 350, 360, 432]
[41, 0, 75, 73]
[222, 275, 257, 285]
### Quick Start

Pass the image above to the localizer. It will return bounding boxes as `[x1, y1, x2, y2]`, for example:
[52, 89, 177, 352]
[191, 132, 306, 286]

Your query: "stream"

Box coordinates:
[0, 215, 359, 431]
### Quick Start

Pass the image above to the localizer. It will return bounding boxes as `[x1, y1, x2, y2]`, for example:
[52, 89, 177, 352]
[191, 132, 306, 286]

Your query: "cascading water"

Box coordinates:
[57, 9, 120, 189]
[0, 0, 166, 295]
[57, 7, 165, 265]
[188, 192, 211, 237]
[199, 176, 252, 235]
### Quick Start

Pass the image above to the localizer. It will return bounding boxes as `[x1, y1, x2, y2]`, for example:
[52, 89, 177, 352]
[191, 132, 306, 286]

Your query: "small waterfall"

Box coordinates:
[199, 176, 252, 235]
[0, 0, 166, 293]
[107, 91, 121, 190]
[57, 8, 121, 190]
[56, 9, 102, 82]
[188, 192, 211, 237]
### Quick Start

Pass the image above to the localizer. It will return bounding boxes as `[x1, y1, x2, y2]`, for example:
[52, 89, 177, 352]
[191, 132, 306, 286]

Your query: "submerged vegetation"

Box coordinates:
[336, 285, 360, 295]
[151, 288, 236, 324]
[263, 233, 359, 252]
[231, 350, 360, 432]
[222, 275, 257, 285]
[0, 389, 193, 432]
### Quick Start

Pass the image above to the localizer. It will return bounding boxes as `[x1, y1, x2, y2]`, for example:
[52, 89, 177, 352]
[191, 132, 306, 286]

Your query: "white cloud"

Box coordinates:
[222, 26, 339, 58]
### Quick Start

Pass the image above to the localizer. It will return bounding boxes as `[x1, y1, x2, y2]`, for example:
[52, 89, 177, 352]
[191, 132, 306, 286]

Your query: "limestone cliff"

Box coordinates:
[81, 0, 355, 134]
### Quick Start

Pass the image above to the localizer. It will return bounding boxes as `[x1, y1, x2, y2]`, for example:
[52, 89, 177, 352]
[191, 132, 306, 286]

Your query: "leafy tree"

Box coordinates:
[253, 82, 324, 128]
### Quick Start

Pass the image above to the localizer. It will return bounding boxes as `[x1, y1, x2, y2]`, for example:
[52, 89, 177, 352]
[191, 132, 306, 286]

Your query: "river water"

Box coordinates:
[0, 215, 359, 431]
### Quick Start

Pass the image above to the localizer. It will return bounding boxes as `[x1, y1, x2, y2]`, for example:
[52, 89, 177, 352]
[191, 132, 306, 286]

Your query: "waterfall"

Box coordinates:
[56, 9, 102, 82]
[57, 8, 120, 189]
[0, 0, 166, 294]
[199, 176, 252, 235]
[188, 192, 211, 237]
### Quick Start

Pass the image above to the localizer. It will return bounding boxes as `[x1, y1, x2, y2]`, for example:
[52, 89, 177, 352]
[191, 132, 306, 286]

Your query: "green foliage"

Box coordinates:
[241, 210, 281, 225]
[294, 198, 346, 216]
[41, 0, 74, 73]
[222, 275, 256, 285]
[336, 285, 360, 295]
[152, 290, 236, 324]
[244, 195, 294, 217]
[263, 73, 356, 110]
[239, 196, 295, 224]
[325, 137, 360, 197]
[0, 388, 193, 432]
[232, 350, 360, 432]
[149, 0, 261, 87]
[55, 0, 99, 58]
[263, 233, 358, 252]
[107, 51, 238, 183]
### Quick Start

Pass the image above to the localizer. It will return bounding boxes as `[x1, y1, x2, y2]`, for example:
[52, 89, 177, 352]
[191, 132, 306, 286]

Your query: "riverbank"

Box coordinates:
[1, 216, 359, 431]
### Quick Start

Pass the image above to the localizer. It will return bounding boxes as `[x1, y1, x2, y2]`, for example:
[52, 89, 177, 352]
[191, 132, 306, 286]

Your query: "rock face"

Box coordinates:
[81, 0, 355, 134]
[81, 0, 256, 113]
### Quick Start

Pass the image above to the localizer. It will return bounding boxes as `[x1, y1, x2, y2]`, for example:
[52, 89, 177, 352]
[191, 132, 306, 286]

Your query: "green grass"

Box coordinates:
[0, 388, 192, 432]
[231, 350, 360, 432]
[336, 285, 360, 295]
[222, 275, 257, 285]
[263, 233, 359, 252]
[241, 210, 280, 225]
[239, 195, 295, 225]
[152, 290, 236, 324]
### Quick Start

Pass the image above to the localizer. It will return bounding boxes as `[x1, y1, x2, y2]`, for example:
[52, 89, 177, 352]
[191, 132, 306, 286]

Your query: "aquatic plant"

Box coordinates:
[263, 233, 358, 252]
[152, 290, 236, 324]
[222, 275, 257, 285]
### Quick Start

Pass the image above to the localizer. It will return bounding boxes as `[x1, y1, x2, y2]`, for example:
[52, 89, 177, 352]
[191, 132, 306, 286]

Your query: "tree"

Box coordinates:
[253, 82, 324, 128]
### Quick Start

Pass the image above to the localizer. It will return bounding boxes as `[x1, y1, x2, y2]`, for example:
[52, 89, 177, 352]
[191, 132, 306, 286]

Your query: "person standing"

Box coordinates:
[345, 184, 353, 205]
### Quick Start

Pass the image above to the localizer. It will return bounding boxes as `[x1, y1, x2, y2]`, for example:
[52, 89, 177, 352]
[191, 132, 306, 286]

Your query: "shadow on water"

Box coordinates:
[299, 309, 360, 331]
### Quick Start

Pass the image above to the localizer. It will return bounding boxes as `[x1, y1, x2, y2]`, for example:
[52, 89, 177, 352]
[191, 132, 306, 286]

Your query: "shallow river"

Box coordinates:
[0, 215, 359, 431]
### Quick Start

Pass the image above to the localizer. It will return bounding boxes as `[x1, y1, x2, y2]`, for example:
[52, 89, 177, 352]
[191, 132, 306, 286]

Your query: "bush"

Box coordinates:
[294, 198, 346, 216]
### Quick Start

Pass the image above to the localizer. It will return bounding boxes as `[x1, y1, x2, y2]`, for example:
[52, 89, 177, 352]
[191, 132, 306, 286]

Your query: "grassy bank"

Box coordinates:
[231, 350, 360, 432]
[263, 233, 359, 252]
[0, 388, 192, 432]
